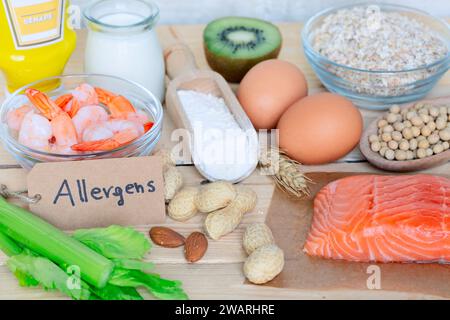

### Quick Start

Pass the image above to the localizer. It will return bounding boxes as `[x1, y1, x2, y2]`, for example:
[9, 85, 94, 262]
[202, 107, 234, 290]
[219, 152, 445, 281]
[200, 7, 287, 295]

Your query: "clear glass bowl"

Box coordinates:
[0, 74, 163, 170]
[302, 3, 450, 110]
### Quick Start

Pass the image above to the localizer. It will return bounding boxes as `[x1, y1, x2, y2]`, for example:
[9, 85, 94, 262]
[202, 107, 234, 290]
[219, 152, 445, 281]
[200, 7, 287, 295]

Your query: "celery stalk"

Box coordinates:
[0, 232, 22, 257]
[0, 197, 114, 288]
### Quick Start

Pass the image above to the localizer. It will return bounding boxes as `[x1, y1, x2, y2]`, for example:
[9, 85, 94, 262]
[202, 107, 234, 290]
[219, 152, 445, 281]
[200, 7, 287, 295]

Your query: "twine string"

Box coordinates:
[0, 185, 41, 204]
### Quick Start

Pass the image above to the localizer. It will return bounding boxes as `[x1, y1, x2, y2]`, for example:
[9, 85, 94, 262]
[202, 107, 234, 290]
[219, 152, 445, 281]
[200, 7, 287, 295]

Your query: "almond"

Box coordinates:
[149, 227, 185, 248]
[184, 232, 208, 263]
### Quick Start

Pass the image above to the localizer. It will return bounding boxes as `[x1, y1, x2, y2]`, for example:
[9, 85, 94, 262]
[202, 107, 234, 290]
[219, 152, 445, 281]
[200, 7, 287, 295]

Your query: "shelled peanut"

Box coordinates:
[370, 103, 450, 161]
[242, 223, 284, 285]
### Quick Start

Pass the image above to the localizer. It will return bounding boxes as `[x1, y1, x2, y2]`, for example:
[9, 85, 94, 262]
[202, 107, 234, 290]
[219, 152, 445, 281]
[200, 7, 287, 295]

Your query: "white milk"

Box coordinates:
[85, 12, 165, 102]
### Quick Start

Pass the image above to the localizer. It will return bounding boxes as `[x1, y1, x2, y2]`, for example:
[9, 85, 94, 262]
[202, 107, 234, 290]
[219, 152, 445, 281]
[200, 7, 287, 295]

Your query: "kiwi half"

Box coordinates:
[203, 17, 282, 83]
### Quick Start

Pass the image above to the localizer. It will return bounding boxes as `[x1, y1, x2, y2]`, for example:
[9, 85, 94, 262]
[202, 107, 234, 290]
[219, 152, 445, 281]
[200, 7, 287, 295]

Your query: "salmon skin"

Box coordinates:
[304, 175, 450, 263]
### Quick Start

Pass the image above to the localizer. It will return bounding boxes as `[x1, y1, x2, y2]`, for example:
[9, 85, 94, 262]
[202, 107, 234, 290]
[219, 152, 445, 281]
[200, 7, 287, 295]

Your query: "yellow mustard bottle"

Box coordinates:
[0, 0, 76, 93]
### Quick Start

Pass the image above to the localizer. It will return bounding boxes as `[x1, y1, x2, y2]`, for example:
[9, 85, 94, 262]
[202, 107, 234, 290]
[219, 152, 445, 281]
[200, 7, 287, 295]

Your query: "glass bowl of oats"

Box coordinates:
[302, 3, 450, 110]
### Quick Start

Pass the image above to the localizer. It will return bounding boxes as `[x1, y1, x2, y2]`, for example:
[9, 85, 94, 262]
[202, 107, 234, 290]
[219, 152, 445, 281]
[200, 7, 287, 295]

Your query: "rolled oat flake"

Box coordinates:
[311, 5, 448, 96]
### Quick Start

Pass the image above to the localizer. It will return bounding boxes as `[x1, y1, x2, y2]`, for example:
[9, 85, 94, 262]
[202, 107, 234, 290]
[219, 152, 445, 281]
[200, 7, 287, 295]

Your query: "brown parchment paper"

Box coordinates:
[265, 172, 450, 299]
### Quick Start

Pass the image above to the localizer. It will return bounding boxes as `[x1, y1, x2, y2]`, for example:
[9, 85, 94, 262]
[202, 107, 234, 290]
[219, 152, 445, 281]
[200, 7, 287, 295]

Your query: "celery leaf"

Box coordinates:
[7, 253, 91, 300]
[109, 268, 189, 300]
[73, 225, 151, 259]
[89, 283, 143, 300]
[14, 270, 39, 287]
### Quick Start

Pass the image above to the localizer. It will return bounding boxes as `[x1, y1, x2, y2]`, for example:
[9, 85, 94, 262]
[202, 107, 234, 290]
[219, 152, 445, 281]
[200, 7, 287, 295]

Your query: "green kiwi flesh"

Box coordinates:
[203, 17, 282, 83]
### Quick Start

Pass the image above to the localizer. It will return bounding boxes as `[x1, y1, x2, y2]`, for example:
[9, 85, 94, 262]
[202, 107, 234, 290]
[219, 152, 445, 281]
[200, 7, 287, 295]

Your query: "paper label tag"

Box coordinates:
[4, 0, 65, 49]
[27, 157, 166, 230]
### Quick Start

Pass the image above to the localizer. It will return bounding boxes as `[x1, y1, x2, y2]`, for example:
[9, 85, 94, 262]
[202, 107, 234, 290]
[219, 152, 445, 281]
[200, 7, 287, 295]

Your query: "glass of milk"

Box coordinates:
[83, 0, 165, 102]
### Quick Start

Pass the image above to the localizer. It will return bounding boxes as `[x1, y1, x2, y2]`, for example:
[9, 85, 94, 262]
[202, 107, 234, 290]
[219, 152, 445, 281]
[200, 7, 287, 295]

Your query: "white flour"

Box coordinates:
[178, 90, 258, 182]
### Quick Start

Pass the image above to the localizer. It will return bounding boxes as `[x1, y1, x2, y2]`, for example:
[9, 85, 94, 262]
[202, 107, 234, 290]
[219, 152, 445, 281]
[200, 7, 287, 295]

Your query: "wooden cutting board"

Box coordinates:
[265, 172, 450, 299]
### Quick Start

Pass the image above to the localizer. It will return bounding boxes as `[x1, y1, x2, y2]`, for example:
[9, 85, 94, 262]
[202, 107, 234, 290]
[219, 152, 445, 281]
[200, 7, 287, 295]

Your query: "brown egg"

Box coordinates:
[277, 93, 363, 165]
[237, 59, 308, 130]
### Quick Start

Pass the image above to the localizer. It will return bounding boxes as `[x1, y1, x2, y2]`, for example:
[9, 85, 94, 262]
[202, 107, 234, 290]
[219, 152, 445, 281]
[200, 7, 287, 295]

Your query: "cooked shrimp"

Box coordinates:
[94, 87, 115, 104]
[72, 105, 109, 138]
[116, 110, 149, 124]
[82, 119, 143, 142]
[82, 123, 114, 142]
[107, 119, 144, 135]
[55, 94, 73, 110]
[26, 88, 62, 119]
[74, 119, 143, 152]
[55, 94, 81, 118]
[7, 105, 34, 131]
[25, 88, 78, 149]
[72, 128, 140, 152]
[18, 111, 52, 152]
[54, 84, 98, 118]
[50, 144, 79, 155]
[94, 87, 154, 130]
[16, 85, 148, 154]
[116, 111, 153, 130]
[71, 83, 99, 107]
[95, 87, 136, 117]
[110, 108, 154, 134]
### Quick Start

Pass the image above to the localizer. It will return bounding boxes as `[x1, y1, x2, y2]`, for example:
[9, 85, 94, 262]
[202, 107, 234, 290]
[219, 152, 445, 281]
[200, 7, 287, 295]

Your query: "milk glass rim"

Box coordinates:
[83, 0, 160, 32]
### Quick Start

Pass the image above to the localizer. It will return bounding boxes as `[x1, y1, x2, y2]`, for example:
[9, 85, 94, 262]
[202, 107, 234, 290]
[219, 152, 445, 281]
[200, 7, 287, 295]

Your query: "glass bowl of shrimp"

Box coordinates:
[0, 74, 163, 170]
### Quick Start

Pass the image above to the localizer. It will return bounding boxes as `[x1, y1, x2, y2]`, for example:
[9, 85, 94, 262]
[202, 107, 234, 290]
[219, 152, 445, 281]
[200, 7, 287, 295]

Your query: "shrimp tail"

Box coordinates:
[54, 94, 81, 118]
[71, 139, 121, 152]
[108, 96, 136, 117]
[95, 87, 136, 117]
[68, 98, 81, 118]
[71, 129, 138, 152]
[54, 94, 73, 109]
[25, 88, 61, 120]
[95, 87, 116, 105]
[144, 122, 154, 133]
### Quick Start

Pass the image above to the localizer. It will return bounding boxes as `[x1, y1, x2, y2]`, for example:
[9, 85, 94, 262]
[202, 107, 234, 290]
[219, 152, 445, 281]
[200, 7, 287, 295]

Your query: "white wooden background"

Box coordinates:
[73, 0, 450, 24]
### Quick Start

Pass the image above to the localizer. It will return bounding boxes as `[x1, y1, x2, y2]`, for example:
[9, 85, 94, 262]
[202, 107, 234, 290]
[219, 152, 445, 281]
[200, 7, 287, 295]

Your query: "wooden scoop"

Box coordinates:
[164, 42, 258, 182]
[360, 96, 450, 172]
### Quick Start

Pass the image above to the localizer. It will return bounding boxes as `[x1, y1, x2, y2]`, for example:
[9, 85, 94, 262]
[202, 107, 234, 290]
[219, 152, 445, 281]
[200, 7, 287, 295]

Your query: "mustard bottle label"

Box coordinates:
[4, 0, 65, 50]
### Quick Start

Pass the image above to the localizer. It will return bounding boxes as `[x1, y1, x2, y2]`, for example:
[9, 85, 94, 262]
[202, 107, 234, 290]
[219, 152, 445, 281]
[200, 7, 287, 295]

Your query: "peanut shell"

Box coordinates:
[243, 223, 274, 255]
[244, 245, 284, 285]
[155, 149, 176, 170]
[168, 187, 199, 222]
[195, 181, 236, 213]
[233, 187, 257, 213]
[204, 187, 257, 240]
[164, 166, 183, 202]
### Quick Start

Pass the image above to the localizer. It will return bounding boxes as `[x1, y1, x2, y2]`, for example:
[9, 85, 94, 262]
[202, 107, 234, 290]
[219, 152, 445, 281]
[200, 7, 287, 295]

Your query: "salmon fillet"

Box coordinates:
[304, 175, 450, 263]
